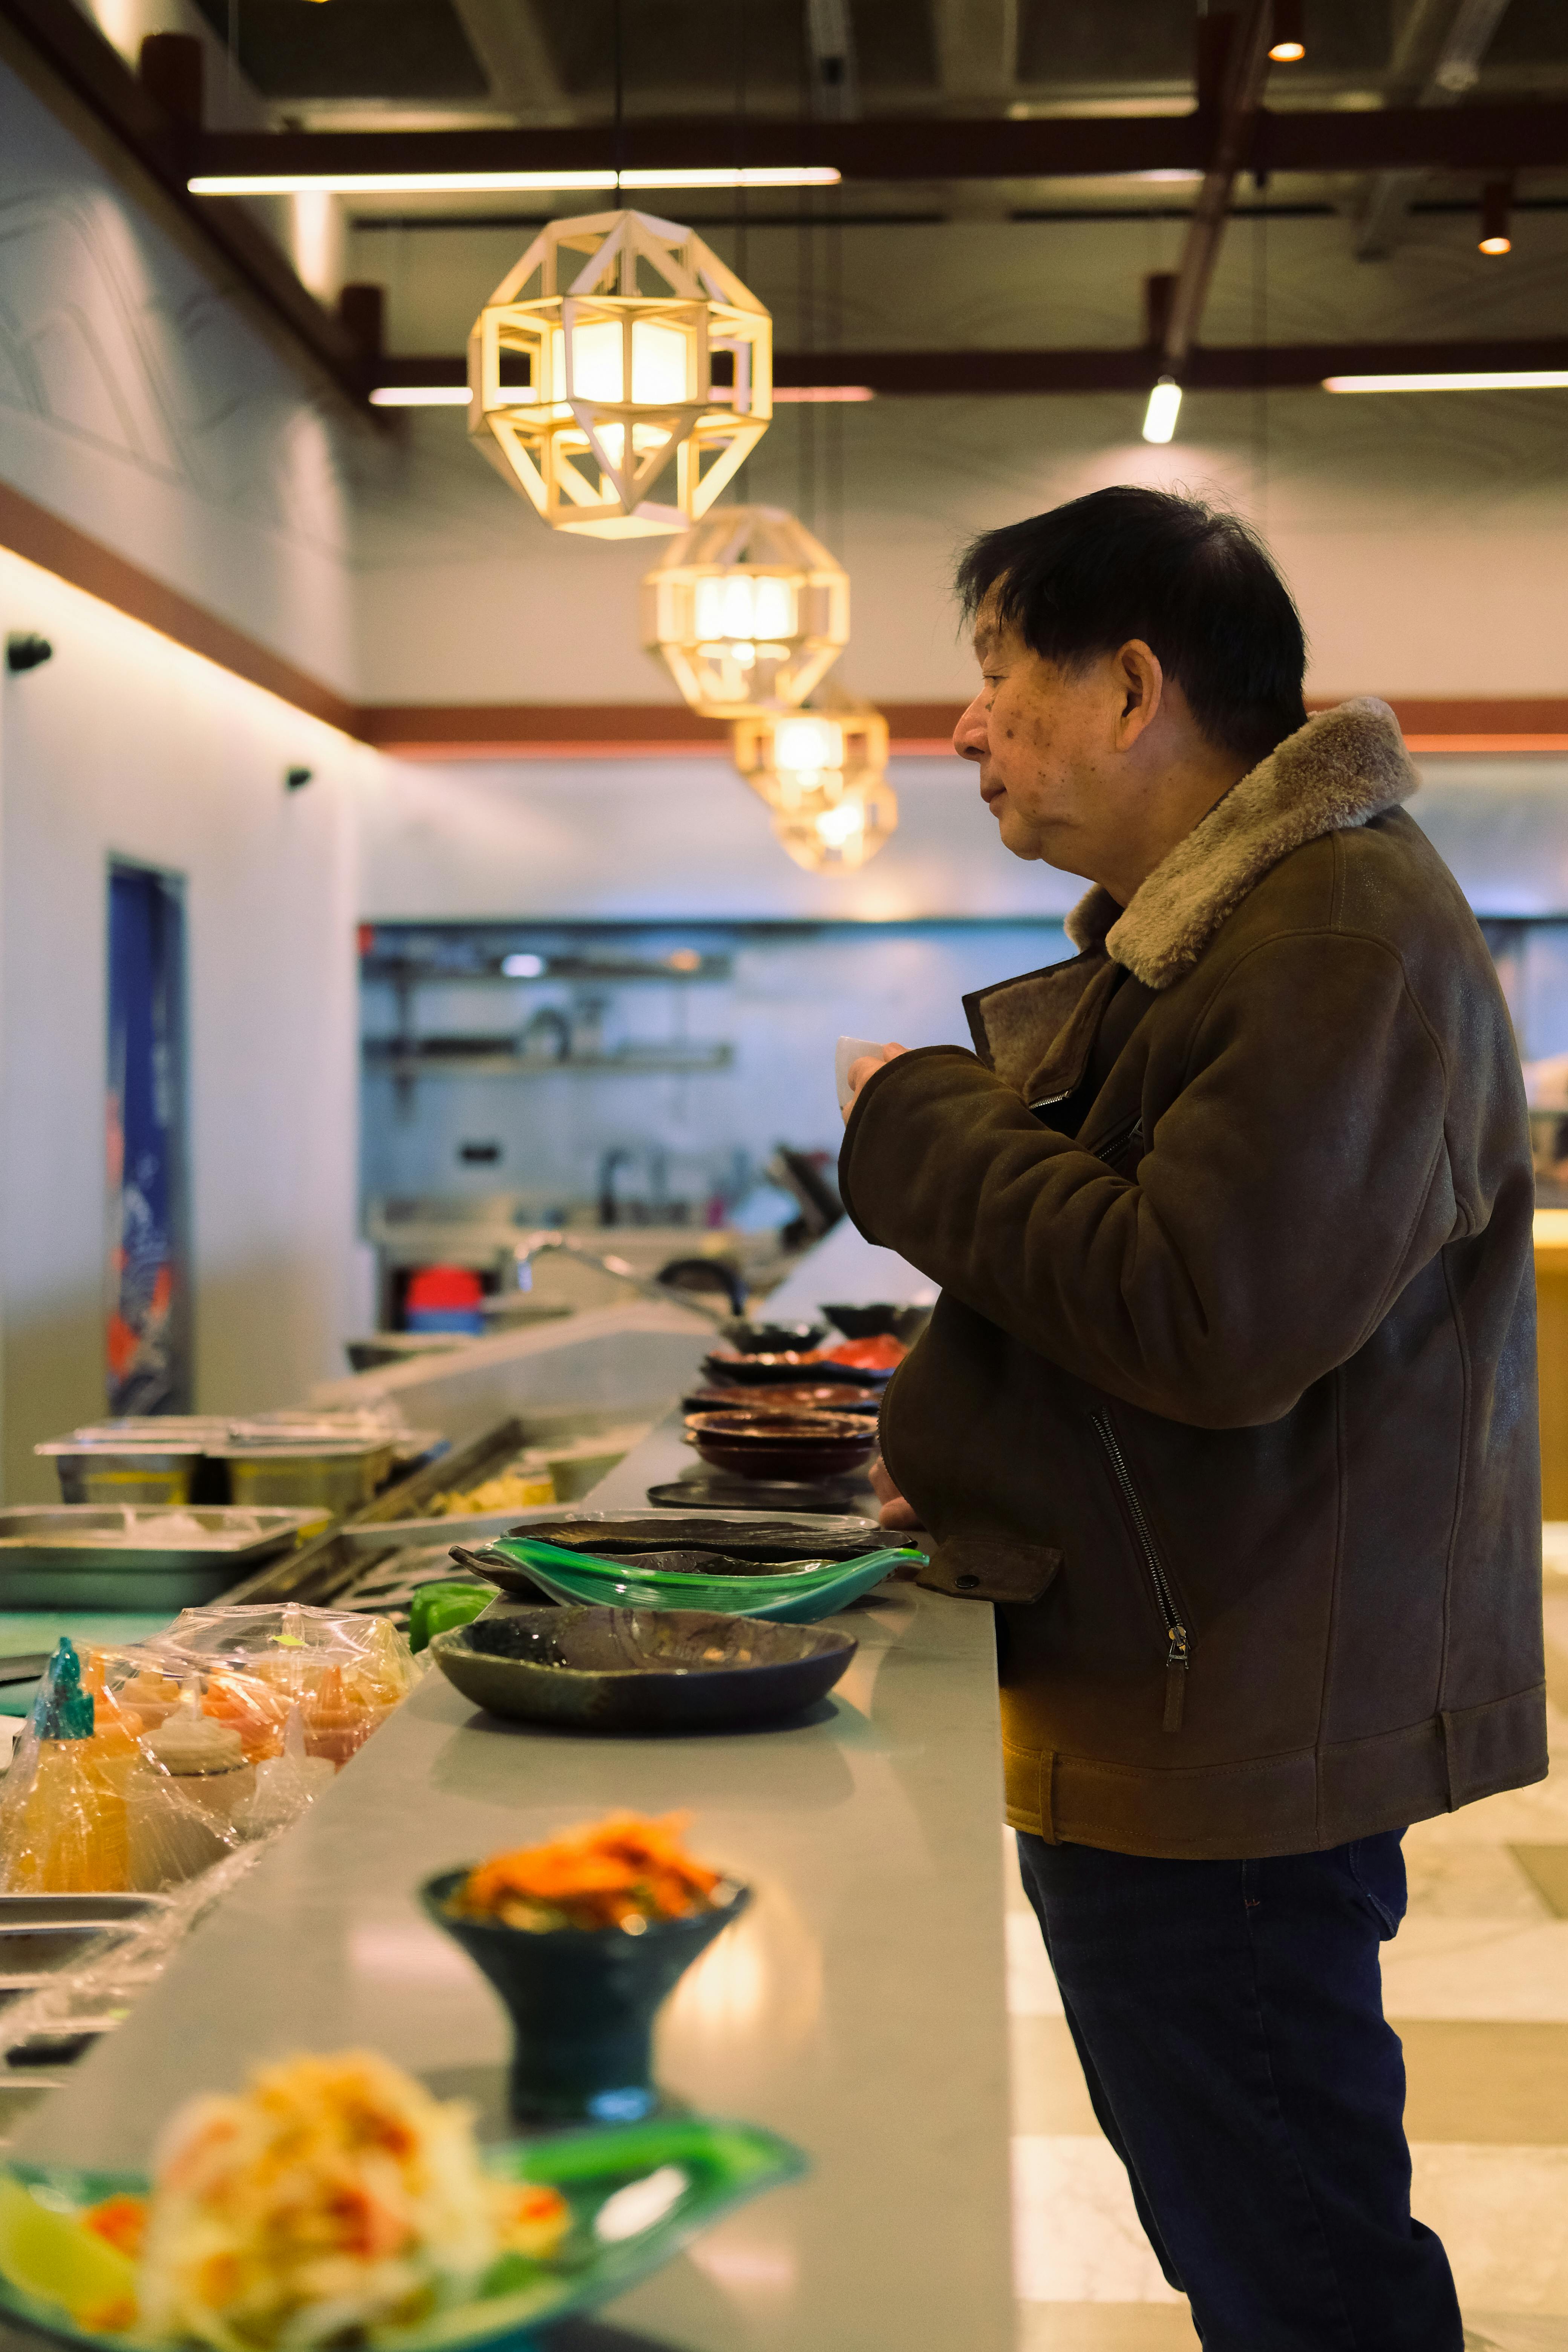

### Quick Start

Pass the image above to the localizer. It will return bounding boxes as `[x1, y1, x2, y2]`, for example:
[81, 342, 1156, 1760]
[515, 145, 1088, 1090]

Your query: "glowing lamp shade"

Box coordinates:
[642, 506, 850, 717]
[468, 208, 773, 538]
[771, 779, 900, 873]
[731, 704, 897, 873]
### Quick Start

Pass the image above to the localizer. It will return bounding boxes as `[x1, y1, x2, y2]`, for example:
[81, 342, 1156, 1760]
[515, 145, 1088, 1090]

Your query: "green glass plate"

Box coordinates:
[0, 2114, 806, 2351]
[487, 1533, 922, 1623]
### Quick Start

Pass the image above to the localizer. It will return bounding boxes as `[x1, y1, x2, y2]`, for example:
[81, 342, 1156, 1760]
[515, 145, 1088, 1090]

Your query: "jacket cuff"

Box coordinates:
[917, 1533, 1063, 1606]
[838, 1045, 976, 1237]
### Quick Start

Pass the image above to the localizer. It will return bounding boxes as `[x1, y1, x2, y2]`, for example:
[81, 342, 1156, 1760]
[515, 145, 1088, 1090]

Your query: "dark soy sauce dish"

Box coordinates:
[430, 1603, 858, 1731]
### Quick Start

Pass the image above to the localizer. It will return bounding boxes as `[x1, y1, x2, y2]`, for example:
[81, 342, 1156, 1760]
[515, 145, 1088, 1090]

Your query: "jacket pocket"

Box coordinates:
[1089, 1409, 1191, 1733]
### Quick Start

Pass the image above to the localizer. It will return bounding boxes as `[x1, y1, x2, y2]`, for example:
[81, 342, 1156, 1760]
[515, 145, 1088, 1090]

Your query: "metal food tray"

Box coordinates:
[217, 1418, 532, 1608]
[0, 1508, 320, 1610]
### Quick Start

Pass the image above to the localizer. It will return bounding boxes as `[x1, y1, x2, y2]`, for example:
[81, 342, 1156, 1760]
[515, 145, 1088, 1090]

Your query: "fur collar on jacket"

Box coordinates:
[1064, 696, 1418, 991]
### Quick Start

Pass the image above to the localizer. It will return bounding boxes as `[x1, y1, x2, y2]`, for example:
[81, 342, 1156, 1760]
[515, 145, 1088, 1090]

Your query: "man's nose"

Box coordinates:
[954, 694, 988, 763]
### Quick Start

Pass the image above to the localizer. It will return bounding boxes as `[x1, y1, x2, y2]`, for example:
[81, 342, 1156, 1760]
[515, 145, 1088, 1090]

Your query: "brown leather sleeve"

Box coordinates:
[840, 934, 1456, 1430]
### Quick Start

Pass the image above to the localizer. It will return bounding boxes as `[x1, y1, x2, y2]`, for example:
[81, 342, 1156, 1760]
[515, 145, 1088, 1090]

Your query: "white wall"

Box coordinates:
[0, 49, 360, 694]
[0, 547, 368, 1498]
[357, 753, 1086, 924]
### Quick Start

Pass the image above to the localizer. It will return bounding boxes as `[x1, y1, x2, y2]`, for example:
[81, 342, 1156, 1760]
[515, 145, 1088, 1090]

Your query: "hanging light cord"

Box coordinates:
[734, 0, 749, 284]
[612, 0, 625, 188]
[1252, 193, 1269, 521]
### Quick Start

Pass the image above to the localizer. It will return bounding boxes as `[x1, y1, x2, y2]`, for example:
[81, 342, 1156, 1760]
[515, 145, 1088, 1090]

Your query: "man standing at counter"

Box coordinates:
[841, 487, 1545, 2350]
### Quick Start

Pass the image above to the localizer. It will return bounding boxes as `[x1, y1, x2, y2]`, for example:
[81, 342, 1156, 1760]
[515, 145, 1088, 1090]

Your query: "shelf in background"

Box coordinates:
[363, 1043, 734, 1079]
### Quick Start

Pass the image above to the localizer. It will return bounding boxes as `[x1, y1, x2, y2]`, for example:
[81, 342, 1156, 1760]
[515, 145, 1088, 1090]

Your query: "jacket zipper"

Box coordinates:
[1093, 1114, 1144, 1169]
[1090, 1409, 1190, 1733]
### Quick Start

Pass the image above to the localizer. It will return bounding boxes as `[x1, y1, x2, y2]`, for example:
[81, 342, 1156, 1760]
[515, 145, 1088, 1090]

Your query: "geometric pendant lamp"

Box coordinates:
[730, 703, 898, 872]
[640, 506, 850, 718]
[468, 209, 773, 539]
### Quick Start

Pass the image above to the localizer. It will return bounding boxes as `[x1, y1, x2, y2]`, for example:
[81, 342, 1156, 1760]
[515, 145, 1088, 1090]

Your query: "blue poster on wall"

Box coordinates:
[106, 864, 190, 1415]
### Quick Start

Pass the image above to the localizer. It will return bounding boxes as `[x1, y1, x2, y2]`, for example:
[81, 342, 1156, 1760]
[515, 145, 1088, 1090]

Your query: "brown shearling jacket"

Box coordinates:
[839, 698, 1547, 1859]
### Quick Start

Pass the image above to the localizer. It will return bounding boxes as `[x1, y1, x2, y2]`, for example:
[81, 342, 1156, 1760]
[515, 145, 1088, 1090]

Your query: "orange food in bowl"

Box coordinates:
[456, 1812, 721, 1934]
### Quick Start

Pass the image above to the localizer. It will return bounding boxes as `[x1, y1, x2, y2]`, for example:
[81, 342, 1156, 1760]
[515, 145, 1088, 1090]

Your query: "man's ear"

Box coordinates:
[1114, 640, 1164, 747]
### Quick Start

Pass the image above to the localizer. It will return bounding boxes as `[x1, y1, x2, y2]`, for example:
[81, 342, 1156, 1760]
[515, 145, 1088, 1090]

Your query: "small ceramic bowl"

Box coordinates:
[819, 1302, 932, 1345]
[430, 1602, 858, 1730]
[719, 1318, 828, 1355]
[701, 1352, 886, 1390]
[423, 1866, 750, 2124]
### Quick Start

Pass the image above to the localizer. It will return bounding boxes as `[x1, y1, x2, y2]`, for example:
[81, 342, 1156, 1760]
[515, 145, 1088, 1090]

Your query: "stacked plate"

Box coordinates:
[453, 1514, 922, 1625]
[683, 1410, 878, 1486]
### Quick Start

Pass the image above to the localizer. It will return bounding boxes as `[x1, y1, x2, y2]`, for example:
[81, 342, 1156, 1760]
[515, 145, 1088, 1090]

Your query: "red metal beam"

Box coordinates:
[1164, 5, 1276, 372]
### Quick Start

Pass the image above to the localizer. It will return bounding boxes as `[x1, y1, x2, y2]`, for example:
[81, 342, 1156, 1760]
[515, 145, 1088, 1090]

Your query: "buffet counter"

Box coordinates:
[9, 1410, 1016, 2347]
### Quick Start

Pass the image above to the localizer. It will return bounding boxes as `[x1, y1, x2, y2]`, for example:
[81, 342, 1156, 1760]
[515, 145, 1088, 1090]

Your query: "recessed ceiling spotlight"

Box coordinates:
[1142, 378, 1182, 445]
[1478, 180, 1513, 256]
[1268, 0, 1306, 63]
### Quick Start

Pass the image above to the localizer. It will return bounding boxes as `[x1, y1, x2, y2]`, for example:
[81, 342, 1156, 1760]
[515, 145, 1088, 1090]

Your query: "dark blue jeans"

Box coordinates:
[1015, 1831, 1462, 2350]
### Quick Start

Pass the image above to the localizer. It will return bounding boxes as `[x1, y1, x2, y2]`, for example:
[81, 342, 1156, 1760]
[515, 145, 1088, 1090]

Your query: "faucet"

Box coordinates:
[510, 1230, 730, 1324]
[597, 1147, 634, 1227]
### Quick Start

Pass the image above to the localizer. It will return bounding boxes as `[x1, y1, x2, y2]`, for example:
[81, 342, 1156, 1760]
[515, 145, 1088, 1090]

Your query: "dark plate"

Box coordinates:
[646, 1477, 874, 1513]
[819, 1302, 932, 1344]
[719, 1319, 828, 1355]
[685, 1409, 875, 1436]
[701, 1354, 888, 1390]
[682, 1384, 880, 1416]
[430, 1603, 857, 1730]
[506, 1511, 888, 1560]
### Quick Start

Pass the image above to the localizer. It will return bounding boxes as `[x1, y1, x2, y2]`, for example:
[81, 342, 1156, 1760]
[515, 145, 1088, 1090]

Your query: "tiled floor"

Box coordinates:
[1008, 1551, 1568, 2351]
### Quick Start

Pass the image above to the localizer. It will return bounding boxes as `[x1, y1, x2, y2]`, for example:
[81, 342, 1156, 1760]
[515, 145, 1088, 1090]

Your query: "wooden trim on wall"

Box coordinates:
[0, 479, 360, 734]
[4, 486, 1567, 760]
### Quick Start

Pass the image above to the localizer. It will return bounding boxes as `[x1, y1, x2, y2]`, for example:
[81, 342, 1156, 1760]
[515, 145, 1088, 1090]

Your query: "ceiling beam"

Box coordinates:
[186, 100, 1568, 188]
[375, 336, 1568, 398]
[1161, 3, 1275, 375]
[932, 0, 1018, 108]
[1357, 0, 1513, 259]
[443, 0, 574, 124]
[0, 0, 374, 413]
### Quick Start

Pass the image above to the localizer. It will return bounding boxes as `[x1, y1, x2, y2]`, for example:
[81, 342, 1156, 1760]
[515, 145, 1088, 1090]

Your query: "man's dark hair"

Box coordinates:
[955, 487, 1308, 769]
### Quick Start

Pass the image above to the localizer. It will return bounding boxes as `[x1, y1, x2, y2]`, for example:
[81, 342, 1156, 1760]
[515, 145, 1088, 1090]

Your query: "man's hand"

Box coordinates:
[871, 1455, 924, 1534]
[842, 1041, 907, 1124]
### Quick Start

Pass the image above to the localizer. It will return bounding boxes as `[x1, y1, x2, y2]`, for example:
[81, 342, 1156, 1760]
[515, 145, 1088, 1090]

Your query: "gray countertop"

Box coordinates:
[13, 1386, 1015, 2349]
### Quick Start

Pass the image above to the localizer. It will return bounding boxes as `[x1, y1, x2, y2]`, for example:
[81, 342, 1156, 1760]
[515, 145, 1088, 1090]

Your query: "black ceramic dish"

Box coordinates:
[701, 1352, 887, 1390]
[819, 1302, 932, 1345]
[719, 1318, 828, 1355]
[646, 1476, 872, 1513]
[422, 1866, 749, 2124]
[430, 1603, 857, 1730]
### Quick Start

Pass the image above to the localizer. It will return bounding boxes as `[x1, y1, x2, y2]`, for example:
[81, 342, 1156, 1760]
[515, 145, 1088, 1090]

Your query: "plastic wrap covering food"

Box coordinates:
[150, 1603, 418, 1767]
[0, 1609, 415, 1897]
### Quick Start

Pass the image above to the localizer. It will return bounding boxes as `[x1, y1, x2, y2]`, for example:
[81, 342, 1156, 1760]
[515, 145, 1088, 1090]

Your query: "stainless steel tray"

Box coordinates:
[0, 1507, 317, 1609]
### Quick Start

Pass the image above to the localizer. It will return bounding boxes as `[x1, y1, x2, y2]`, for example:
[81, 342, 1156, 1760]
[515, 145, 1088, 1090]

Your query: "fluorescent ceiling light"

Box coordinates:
[190, 164, 839, 198]
[1323, 371, 1568, 393]
[772, 385, 876, 403]
[369, 384, 470, 406]
[501, 952, 544, 977]
[1142, 376, 1181, 444]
